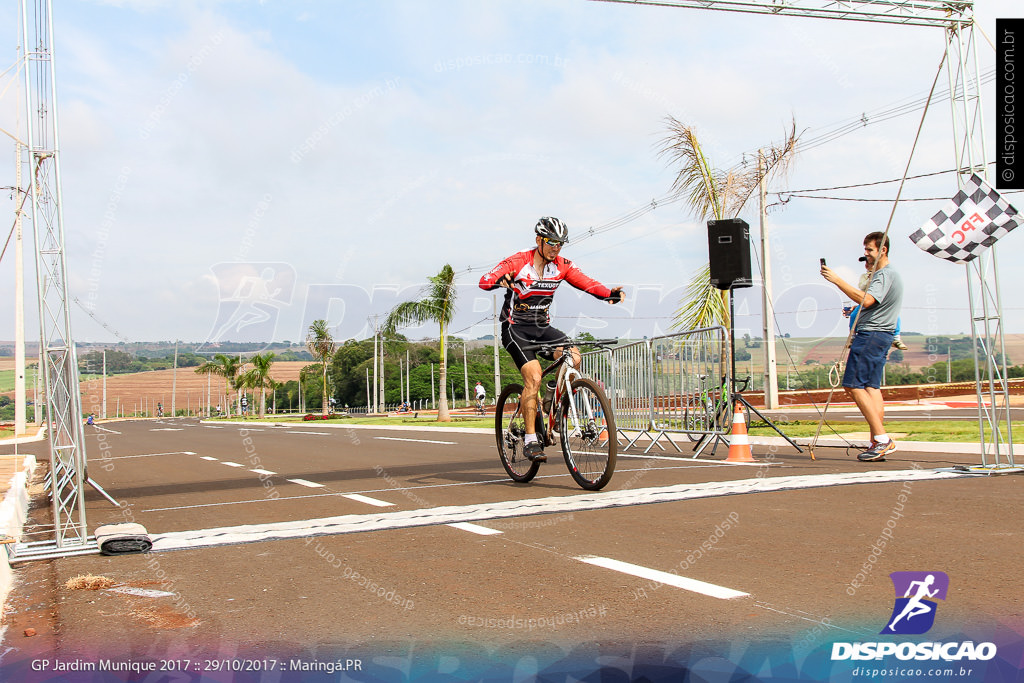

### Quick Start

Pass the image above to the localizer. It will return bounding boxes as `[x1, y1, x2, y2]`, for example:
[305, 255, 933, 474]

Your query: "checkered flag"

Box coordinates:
[909, 173, 1021, 264]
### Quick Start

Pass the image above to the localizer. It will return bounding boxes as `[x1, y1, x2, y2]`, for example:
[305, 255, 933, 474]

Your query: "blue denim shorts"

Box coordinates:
[842, 330, 894, 389]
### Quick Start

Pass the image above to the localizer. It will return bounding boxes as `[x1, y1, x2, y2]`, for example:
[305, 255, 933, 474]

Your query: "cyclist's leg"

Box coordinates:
[519, 360, 543, 436]
[501, 322, 540, 437]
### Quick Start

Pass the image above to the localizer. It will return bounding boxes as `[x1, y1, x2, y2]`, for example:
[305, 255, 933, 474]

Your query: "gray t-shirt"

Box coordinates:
[856, 265, 902, 332]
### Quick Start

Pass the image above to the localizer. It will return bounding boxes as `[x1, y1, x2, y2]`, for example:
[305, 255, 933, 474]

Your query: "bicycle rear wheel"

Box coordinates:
[495, 383, 540, 483]
[559, 377, 616, 490]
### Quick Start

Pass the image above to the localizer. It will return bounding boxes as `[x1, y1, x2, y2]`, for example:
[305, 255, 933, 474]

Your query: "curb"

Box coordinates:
[1, 454, 38, 617]
[0, 426, 47, 446]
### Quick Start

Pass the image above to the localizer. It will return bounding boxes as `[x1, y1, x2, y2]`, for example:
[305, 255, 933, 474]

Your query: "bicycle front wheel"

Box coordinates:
[559, 378, 616, 490]
[683, 399, 716, 442]
[495, 383, 540, 483]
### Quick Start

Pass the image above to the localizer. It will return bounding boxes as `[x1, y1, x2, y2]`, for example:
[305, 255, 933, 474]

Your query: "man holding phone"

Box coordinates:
[820, 232, 904, 462]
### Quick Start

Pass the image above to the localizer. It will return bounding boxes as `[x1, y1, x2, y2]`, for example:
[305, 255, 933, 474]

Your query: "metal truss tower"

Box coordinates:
[13, 0, 96, 559]
[944, 20, 1015, 469]
[594, 2, 1013, 468]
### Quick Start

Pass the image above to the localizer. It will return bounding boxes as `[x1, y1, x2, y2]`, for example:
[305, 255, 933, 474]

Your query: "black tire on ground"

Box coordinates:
[495, 383, 540, 483]
[559, 377, 616, 491]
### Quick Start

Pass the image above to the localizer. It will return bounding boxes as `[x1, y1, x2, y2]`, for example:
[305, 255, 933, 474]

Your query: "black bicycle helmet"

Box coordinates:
[535, 216, 568, 243]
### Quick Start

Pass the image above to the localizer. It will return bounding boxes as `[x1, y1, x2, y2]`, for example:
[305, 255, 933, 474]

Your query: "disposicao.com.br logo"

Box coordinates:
[831, 571, 997, 663]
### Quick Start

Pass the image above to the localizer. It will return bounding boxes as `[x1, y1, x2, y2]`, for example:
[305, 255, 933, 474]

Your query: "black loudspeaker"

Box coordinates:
[707, 218, 752, 290]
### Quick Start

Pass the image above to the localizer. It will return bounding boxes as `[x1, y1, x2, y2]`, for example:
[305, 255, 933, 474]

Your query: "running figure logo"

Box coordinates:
[199, 262, 296, 351]
[881, 571, 949, 635]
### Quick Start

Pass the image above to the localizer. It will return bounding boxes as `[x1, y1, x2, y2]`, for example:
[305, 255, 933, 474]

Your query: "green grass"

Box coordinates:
[0, 427, 13, 439]
[748, 419, 1024, 443]
[0, 369, 13, 393]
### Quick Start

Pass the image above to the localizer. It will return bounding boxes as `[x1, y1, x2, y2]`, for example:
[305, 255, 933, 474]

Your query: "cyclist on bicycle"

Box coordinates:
[479, 217, 623, 462]
[475, 381, 486, 413]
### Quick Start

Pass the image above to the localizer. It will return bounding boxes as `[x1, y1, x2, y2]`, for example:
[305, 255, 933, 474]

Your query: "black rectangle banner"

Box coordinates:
[997, 18, 1024, 190]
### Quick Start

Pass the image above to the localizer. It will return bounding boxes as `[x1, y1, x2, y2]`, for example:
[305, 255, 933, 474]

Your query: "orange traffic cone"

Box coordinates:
[726, 402, 755, 463]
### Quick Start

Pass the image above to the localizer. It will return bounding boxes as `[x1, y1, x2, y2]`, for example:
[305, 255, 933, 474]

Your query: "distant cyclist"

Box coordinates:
[479, 217, 623, 463]
[475, 381, 486, 414]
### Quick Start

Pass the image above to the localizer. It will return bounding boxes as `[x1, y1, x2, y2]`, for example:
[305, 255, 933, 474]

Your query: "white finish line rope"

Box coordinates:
[150, 469, 962, 554]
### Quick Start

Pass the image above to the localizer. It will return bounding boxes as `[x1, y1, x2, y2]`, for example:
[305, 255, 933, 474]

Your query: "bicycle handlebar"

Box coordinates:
[517, 338, 620, 353]
[732, 376, 751, 393]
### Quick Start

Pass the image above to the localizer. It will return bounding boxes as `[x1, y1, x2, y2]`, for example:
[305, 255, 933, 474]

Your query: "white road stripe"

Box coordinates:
[108, 586, 177, 598]
[151, 469, 964, 553]
[343, 493, 394, 507]
[150, 428, 183, 431]
[138, 465, 707, 513]
[287, 431, 331, 436]
[90, 451, 195, 461]
[288, 478, 326, 488]
[199, 456, 219, 461]
[575, 555, 747, 600]
[221, 462, 245, 468]
[374, 436, 457, 445]
[250, 469, 276, 476]
[447, 522, 503, 535]
[91, 425, 121, 434]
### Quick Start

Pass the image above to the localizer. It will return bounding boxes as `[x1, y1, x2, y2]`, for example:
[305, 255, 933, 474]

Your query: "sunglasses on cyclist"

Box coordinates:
[541, 237, 565, 248]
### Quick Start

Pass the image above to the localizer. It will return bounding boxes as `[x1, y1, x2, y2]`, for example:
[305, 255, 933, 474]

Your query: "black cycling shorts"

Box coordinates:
[501, 322, 571, 370]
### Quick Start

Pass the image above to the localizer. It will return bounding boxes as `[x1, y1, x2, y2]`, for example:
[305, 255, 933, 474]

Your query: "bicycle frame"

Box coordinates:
[538, 352, 589, 441]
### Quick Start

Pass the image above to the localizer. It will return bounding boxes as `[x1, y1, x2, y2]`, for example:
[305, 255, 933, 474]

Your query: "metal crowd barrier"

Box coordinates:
[581, 327, 728, 454]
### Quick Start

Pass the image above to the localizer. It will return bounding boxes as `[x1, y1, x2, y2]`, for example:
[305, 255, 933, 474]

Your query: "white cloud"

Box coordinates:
[0, 0, 1019, 344]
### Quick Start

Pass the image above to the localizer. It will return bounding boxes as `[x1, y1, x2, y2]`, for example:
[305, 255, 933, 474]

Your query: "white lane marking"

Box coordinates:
[575, 555, 747, 600]
[287, 431, 331, 436]
[288, 478, 326, 488]
[151, 469, 964, 552]
[447, 522, 502, 536]
[200, 456, 219, 461]
[342, 493, 394, 507]
[91, 425, 121, 434]
[150, 428, 183, 431]
[90, 451, 195, 462]
[373, 436, 457, 445]
[135, 462, 912, 513]
[108, 586, 177, 598]
[250, 469, 276, 476]
[221, 462, 245, 468]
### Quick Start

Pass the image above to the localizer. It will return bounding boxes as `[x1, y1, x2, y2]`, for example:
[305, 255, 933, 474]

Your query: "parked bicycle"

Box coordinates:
[683, 375, 749, 442]
[494, 339, 617, 490]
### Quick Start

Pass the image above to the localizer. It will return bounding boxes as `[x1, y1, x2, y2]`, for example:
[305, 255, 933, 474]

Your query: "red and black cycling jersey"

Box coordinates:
[479, 249, 612, 326]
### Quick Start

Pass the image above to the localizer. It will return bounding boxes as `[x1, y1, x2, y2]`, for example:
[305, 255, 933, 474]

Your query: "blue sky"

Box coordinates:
[0, 0, 1021, 348]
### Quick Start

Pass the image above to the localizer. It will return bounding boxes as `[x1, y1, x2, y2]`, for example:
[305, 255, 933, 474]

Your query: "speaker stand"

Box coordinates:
[726, 287, 802, 454]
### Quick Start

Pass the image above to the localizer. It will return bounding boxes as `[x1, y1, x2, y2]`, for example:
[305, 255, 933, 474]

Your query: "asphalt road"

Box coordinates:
[1, 418, 1021, 681]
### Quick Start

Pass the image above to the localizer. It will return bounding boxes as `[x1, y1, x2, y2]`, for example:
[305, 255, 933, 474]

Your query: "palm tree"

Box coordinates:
[306, 320, 336, 416]
[659, 116, 798, 332]
[194, 358, 220, 417]
[384, 264, 457, 422]
[242, 352, 276, 419]
[196, 353, 241, 417]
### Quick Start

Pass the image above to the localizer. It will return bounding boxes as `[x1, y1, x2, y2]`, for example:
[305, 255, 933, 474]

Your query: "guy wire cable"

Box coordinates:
[808, 46, 949, 460]
[749, 233, 858, 450]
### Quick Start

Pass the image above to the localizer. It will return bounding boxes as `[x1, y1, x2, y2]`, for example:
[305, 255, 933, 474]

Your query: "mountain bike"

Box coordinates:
[683, 375, 749, 442]
[494, 339, 617, 491]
